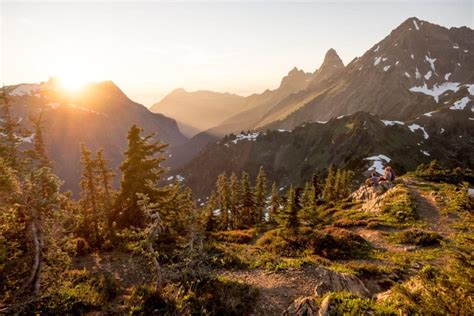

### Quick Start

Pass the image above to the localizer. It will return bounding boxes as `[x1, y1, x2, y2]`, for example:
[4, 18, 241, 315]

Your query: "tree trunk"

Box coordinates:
[146, 241, 162, 292]
[26, 217, 42, 296]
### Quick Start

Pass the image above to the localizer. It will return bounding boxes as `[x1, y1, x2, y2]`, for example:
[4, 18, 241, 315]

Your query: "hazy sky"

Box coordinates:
[2, 1, 473, 106]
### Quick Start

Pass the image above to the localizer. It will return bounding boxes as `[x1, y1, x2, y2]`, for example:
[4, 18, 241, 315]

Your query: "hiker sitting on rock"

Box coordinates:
[365, 172, 380, 188]
[379, 166, 395, 182]
[379, 166, 395, 189]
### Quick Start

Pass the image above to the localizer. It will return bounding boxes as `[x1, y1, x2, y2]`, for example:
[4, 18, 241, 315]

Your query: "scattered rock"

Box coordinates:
[318, 295, 335, 316]
[352, 185, 390, 213]
[313, 266, 370, 298]
[284, 296, 319, 316]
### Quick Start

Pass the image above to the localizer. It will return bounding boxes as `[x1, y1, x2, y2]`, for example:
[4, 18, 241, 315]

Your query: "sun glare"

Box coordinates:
[60, 75, 87, 92]
[53, 59, 97, 93]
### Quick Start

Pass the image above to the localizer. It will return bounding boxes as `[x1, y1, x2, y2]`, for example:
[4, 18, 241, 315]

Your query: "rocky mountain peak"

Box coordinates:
[321, 48, 344, 69]
[279, 67, 311, 89]
[309, 48, 344, 86]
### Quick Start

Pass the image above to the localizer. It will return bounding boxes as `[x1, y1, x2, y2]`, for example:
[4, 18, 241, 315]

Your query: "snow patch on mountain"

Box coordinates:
[365, 154, 391, 175]
[374, 45, 380, 52]
[449, 97, 470, 110]
[384, 65, 391, 72]
[424, 71, 432, 80]
[408, 123, 429, 139]
[423, 111, 437, 117]
[413, 19, 420, 30]
[9, 84, 41, 97]
[374, 56, 382, 66]
[421, 150, 430, 156]
[409, 82, 460, 102]
[425, 55, 436, 71]
[405, 72, 411, 78]
[232, 132, 260, 144]
[415, 68, 422, 79]
[381, 120, 404, 126]
[444, 73, 451, 80]
[467, 84, 474, 96]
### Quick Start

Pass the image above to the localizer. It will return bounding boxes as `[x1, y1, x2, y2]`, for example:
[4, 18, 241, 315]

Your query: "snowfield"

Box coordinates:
[408, 123, 429, 139]
[231, 132, 260, 144]
[9, 84, 41, 97]
[449, 97, 470, 110]
[381, 120, 404, 126]
[409, 82, 460, 103]
[365, 154, 391, 175]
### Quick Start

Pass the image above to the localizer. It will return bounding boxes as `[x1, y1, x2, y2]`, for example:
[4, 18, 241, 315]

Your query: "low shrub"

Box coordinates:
[256, 229, 302, 257]
[210, 229, 257, 244]
[128, 285, 176, 315]
[333, 219, 368, 228]
[306, 227, 372, 260]
[205, 243, 250, 269]
[38, 269, 121, 315]
[177, 275, 259, 315]
[414, 161, 474, 184]
[381, 185, 417, 223]
[321, 291, 397, 315]
[389, 229, 442, 247]
[256, 227, 371, 260]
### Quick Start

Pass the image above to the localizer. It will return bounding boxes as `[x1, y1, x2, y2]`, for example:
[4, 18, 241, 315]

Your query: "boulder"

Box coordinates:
[318, 295, 335, 316]
[313, 266, 370, 298]
[283, 296, 319, 316]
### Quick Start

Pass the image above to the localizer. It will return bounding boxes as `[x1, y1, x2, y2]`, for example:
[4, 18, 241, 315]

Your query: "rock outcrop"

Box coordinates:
[312, 266, 370, 298]
[284, 266, 370, 315]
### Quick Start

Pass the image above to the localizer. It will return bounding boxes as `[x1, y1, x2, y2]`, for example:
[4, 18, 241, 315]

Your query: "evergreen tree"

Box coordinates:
[117, 125, 168, 227]
[79, 144, 100, 243]
[22, 166, 63, 295]
[254, 166, 267, 223]
[228, 172, 240, 229]
[28, 112, 50, 168]
[311, 173, 322, 203]
[299, 181, 320, 228]
[204, 191, 218, 232]
[269, 182, 280, 223]
[0, 88, 26, 170]
[216, 172, 230, 230]
[322, 166, 335, 202]
[334, 168, 344, 199]
[280, 186, 301, 233]
[95, 149, 116, 239]
[240, 171, 254, 227]
[342, 170, 354, 197]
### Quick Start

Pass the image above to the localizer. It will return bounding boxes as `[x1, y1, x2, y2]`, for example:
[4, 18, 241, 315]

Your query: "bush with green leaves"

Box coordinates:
[389, 229, 442, 247]
[381, 185, 417, 223]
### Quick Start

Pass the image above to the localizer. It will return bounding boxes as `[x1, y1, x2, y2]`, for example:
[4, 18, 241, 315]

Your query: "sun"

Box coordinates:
[60, 75, 87, 92]
[53, 60, 93, 92]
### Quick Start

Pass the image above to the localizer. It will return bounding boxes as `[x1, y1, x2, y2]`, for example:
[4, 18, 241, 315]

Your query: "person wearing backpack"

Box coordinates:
[380, 166, 395, 189]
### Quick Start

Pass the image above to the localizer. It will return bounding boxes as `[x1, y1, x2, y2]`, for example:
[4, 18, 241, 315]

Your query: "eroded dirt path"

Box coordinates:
[218, 266, 323, 315]
[404, 180, 452, 237]
[355, 228, 405, 253]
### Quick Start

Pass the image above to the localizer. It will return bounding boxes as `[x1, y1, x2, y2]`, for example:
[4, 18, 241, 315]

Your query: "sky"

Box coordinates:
[1, 0, 473, 107]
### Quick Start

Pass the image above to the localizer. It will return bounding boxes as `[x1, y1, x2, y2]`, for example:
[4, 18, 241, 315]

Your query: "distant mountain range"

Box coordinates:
[170, 91, 473, 198]
[4, 79, 186, 193]
[3, 17, 473, 197]
[150, 89, 247, 137]
[163, 17, 473, 169]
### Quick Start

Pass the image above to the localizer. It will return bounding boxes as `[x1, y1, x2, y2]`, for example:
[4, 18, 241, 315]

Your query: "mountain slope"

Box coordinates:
[150, 89, 246, 137]
[170, 86, 474, 197]
[166, 50, 343, 167]
[265, 17, 474, 130]
[4, 79, 187, 194]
